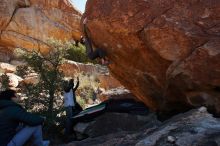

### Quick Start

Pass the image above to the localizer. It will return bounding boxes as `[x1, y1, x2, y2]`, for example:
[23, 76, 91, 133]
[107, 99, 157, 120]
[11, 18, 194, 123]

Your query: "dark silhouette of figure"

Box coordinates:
[63, 77, 82, 136]
[82, 18, 109, 65]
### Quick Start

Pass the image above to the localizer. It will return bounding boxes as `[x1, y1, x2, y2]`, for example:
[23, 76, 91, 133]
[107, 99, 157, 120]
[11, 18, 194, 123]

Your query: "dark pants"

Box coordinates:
[7, 125, 45, 146]
[65, 106, 79, 135]
[65, 106, 73, 135]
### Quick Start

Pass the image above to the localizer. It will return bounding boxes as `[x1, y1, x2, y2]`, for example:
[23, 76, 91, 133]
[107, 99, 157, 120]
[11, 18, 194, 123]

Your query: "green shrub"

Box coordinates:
[75, 72, 100, 107]
[76, 95, 86, 109]
[65, 44, 97, 64]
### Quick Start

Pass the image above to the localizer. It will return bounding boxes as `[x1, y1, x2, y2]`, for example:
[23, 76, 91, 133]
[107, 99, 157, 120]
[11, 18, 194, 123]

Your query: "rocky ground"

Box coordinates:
[65, 107, 220, 146]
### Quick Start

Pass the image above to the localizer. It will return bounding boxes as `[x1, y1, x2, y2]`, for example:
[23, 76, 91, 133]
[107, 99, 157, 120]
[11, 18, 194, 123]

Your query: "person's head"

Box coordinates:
[69, 79, 74, 88]
[0, 89, 19, 101]
[63, 80, 70, 92]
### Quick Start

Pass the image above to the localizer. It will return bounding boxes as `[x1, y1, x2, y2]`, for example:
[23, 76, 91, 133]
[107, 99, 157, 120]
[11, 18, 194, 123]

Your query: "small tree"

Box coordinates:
[14, 39, 103, 143]
[16, 39, 71, 118]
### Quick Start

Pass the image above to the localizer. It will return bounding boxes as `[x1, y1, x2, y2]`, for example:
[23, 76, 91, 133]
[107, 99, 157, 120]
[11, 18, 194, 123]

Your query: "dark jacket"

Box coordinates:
[0, 100, 44, 146]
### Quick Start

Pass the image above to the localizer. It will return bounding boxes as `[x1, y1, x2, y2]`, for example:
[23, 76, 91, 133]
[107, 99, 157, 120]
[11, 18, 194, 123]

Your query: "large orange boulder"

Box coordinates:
[0, 0, 82, 56]
[84, 0, 220, 114]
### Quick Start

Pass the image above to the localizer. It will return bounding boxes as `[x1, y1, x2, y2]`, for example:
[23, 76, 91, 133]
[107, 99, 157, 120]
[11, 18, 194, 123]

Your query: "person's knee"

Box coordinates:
[31, 125, 42, 128]
[35, 125, 42, 129]
[35, 125, 43, 133]
[25, 125, 42, 131]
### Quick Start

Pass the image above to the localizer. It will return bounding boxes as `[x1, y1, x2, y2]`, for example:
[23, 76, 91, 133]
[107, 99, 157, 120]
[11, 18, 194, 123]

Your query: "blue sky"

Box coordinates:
[70, 0, 87, 12]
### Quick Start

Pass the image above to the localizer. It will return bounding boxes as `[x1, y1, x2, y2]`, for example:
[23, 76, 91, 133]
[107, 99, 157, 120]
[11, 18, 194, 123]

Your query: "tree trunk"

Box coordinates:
[48, 90, 55, 119]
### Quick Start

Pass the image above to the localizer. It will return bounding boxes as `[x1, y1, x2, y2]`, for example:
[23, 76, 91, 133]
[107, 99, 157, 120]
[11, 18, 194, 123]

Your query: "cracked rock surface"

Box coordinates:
[67, 107, 220, 146]
[83, 0, 220, 115]
[136, 107, 220, 146]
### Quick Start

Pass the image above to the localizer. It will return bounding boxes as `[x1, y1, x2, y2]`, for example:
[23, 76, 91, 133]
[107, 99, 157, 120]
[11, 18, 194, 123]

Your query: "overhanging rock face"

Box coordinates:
[0, 0, 82, 59]
[83, 0, 220, 114]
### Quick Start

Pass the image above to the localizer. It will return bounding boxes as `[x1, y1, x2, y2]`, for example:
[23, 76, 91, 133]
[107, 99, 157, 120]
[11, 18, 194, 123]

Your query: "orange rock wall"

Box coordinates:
[84, 0, 220, 114]
[0, 0, 82, 60]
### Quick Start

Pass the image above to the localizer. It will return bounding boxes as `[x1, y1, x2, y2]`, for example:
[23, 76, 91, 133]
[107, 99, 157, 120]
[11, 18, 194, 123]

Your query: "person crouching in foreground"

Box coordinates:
[0, 89, 49, 146]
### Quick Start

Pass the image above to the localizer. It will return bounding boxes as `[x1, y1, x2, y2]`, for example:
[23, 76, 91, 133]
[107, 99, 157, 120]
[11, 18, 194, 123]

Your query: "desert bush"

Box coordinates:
[75, 72, 100, 107]
[76, 95, 86, 108]
[15, 39, 70, 119]
[0, 73, 10, 91]
[65, 43, 97, 64]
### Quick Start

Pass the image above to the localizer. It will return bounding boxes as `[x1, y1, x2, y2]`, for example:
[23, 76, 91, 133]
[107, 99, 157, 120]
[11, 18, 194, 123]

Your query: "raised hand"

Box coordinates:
[83, 17, 87, 24]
